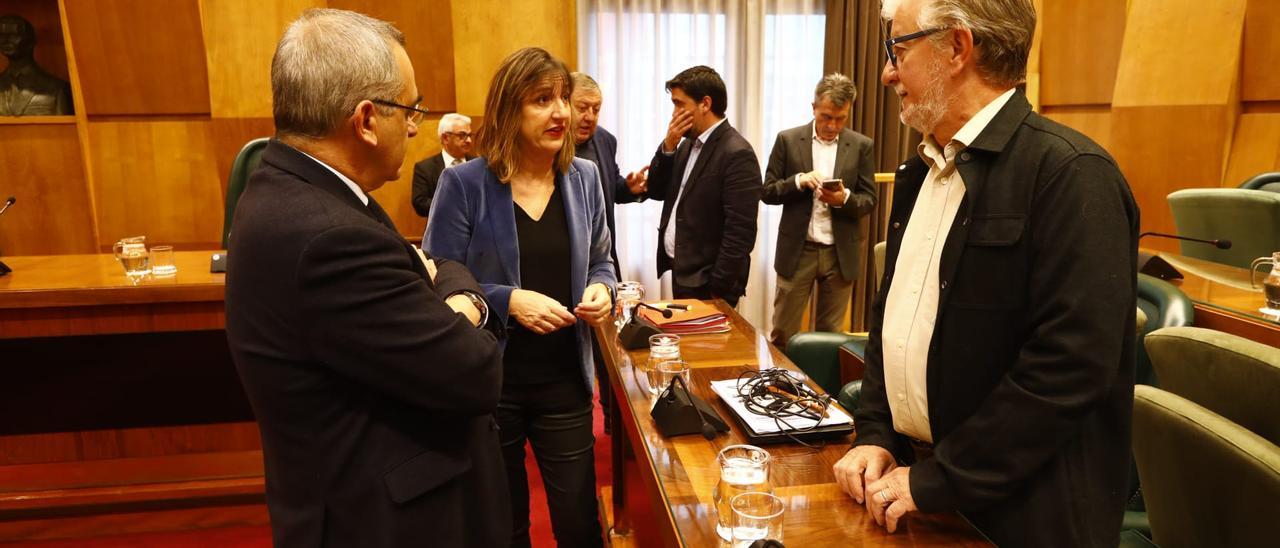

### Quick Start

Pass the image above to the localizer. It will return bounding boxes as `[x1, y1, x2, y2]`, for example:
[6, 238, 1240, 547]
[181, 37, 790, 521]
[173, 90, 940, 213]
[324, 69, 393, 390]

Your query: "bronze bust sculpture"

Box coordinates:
[0, 14, 72, 116]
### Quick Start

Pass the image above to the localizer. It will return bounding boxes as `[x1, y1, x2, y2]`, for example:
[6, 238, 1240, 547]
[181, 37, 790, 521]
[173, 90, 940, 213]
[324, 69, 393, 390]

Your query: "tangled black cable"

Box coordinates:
[735, 368, 833, 448]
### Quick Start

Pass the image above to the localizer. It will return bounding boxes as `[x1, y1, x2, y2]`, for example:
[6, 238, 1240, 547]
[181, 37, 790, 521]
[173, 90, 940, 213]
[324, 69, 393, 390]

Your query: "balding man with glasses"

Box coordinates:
[412, 112, 475, 218]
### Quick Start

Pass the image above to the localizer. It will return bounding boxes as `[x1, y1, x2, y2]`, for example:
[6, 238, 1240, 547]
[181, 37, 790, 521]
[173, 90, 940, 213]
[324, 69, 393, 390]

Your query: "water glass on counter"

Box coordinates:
[712, 444, 772, 541]
[616, 280, 644, 325]
[731, 492, 785, 546]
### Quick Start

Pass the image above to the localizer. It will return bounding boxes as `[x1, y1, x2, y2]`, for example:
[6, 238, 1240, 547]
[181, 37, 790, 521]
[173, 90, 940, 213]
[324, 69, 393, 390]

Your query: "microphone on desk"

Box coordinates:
[1137, 232, 1233, 281]
[618, 302, 672, 350]
[0, 196, 13, 276]
[1139, 231, 1232, 250]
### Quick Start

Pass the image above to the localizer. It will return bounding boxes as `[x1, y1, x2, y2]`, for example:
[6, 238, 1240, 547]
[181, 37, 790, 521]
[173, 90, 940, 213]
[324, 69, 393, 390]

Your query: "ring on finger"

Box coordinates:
[878, 490, 892, 503]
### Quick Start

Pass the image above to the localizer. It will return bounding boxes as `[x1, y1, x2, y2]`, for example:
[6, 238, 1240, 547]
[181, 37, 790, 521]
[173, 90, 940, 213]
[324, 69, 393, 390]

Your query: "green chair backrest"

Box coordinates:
[1132, 385, 1280, 548]
[1167, 188, 1280, 269]
[222, 137, 271, 248]
[1135, 273, 1194, 386]
[1145, 326, 1280, 446]
[784, 332, 860, 396]
[872, 240, 886, 292]
[1239, 171, 1280, 193]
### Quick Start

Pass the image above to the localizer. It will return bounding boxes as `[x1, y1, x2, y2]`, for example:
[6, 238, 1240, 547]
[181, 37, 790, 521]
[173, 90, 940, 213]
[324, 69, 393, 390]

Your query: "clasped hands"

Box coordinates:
[510, 283, 612, 335]
[833, 445, 918, 533]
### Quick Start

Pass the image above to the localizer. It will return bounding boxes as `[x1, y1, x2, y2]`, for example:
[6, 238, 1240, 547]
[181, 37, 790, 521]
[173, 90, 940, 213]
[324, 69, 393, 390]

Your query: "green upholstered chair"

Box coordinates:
[1239, 171, 1280, 193]
[222, 137, 271, 249]
[1135, 273, 1195, 387]
[1145, 326, 1280, 446]
[785, 332, 859, 397]
[1167, 188, 1280, 269]
[1132, 385, 1280, 548]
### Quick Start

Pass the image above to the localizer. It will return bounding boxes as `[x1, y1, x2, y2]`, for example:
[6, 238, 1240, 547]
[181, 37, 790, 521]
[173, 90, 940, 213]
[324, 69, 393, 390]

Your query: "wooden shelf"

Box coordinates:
[0, 116, 76, 125]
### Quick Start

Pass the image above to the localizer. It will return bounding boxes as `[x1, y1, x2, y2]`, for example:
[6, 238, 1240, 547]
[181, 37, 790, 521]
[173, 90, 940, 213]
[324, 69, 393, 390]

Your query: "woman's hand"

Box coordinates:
[509, 289, 576, 334]
[574, 283, 612, 326]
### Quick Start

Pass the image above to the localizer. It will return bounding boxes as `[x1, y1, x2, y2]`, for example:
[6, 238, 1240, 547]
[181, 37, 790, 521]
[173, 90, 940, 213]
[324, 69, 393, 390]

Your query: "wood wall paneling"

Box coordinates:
[1223, 113, 1280, 186]
[86, 120, 224, 250]
[0, 0, 70, 82]
[200, 0, 321, 119]
[1241, 0, 1280, 101]
[330, 0, 458, 113]
[1112, 0, 1246, 108]
[1110, 105, 1234, 251]
[0, 124, 96, 255]
[450, 0, 577, 116]
[1039, 0, 1125, 107]
[1041, 107, 1113, 153]
[62, 0, 210, 115]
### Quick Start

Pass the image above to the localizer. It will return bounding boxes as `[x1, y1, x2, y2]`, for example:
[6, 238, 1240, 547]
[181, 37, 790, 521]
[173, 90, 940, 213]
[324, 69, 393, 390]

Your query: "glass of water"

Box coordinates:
[150, 245, 177, 277]
[646, 359, 688, 396]
[712, 444, 772, 541]
[616, 280, 644, 326]
[112, 235, 150, 284]
[731, 492, 785, 546]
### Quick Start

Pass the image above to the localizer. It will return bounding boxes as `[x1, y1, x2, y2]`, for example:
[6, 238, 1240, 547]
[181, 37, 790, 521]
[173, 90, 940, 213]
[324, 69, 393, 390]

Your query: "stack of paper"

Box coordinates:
[637, 299, 731, 335]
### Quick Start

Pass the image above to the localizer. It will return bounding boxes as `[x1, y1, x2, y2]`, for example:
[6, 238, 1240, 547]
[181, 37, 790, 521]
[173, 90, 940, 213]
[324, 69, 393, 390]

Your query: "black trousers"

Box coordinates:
[498, 379, 603, 548]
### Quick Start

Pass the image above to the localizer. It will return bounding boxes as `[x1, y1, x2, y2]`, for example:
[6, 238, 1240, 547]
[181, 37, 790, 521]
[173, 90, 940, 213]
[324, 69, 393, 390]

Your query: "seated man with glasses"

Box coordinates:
[413, 112, 476, 218]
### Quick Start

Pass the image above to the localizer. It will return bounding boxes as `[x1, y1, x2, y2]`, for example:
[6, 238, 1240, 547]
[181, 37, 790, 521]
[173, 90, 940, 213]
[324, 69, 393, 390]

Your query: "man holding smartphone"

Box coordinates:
[761, 73, 877, 348]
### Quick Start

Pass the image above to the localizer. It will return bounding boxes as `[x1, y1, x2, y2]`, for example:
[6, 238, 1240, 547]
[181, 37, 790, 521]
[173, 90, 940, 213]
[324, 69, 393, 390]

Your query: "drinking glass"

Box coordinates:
[646, 332, 680, 369]
[731, 492, 785, 546]
[646, 359, 689, 397]
[712, 444, 772, 541]
[616, 281, 645, 326]
[150, 245, 177, 277]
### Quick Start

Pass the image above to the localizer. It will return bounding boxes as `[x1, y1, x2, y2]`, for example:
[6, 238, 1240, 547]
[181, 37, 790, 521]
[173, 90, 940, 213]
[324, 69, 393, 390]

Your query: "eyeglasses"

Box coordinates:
[443, 131, 473, 140]
[883, 26, 946, 68]
[371, 99, 429, 125]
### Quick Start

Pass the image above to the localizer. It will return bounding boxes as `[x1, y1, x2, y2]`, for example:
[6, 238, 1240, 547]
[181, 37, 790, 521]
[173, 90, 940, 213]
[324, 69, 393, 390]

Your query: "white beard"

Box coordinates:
[900, 56, 949, 135]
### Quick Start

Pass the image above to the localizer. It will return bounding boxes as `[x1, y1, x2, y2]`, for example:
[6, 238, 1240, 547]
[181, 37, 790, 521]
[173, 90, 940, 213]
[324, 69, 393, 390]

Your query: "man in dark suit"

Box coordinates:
[762, 73, 876, 348]
[411, 112, 474, 217]
[647, 65, 761, 307]
[224, 9, 508, 547]
[570, 72, 647, 277]
[833, 1, 1137, 547]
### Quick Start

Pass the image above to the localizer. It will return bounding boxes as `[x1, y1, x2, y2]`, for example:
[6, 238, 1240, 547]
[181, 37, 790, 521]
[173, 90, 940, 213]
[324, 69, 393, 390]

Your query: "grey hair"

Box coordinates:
[437, 113, 472, 138]
[813, 73, 856, 107]
[271, 8, 407, 140]
[883, 0, 1036, 88]
[571, 72, 601, 94]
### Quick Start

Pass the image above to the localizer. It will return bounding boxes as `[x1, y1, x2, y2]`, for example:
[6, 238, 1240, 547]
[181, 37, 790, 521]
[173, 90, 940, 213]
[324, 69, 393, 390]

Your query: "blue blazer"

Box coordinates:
[424, 157, 616, 393]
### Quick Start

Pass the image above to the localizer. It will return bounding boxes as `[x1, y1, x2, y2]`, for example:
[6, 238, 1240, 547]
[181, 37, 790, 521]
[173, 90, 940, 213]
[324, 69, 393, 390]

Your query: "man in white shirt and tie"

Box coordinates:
[411, 112, 474, 217]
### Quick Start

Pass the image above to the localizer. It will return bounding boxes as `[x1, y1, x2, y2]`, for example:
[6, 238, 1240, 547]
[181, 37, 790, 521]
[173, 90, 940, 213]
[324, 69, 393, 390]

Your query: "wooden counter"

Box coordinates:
[596, 301, 990, 547]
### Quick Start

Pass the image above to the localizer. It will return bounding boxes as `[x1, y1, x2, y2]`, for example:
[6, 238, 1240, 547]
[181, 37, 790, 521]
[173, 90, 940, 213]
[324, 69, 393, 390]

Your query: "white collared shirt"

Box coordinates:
[298, 149, 368, 206]
[803, 122, 840, 245]
[441, 148, 461, 168]
[880, 88, 1015, 443]
[664, 117, 727, 258]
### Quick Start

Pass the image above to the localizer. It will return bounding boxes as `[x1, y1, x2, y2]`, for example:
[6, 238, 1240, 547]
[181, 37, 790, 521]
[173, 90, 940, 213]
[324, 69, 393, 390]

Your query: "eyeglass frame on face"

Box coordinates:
[442, 131, 473, 140]
[370, 99, 429, 126]
[883, 26, 947, 69]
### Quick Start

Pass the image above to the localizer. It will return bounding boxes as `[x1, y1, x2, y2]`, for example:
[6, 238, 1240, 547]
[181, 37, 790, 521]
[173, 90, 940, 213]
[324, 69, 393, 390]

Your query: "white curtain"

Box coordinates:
[578, 0, 826, 333]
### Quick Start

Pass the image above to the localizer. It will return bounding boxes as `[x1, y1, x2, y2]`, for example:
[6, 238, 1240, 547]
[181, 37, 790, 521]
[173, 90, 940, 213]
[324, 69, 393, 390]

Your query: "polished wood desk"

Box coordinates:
[1154, 251, 1279, 347]
[0, 252, 265, 541]
[596, 301, 989, 547]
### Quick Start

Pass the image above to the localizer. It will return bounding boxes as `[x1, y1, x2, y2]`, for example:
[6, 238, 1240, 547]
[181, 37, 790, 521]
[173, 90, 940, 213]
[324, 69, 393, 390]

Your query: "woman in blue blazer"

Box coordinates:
[423, 47, 614, 548]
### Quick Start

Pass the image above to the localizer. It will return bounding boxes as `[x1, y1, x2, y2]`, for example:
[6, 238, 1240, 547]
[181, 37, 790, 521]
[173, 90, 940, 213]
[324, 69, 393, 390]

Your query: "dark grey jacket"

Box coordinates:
[854, 91, 1139, 548]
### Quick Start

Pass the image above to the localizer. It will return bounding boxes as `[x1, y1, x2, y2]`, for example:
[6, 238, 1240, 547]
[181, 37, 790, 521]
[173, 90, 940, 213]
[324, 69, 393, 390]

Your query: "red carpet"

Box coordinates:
[3, 396, 612, 548]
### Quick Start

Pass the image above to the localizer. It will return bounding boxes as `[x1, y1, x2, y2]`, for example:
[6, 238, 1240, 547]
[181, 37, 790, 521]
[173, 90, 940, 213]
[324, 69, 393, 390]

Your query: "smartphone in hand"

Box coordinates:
[821, 178, 843, 191]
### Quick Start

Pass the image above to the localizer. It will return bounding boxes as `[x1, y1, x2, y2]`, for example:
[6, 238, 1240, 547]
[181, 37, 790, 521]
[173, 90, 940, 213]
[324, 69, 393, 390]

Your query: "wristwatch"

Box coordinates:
[451, 290, 489, 328]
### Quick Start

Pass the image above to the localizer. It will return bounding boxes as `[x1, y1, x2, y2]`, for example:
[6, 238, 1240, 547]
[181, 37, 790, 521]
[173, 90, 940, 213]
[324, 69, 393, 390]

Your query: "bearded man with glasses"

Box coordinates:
[832, 1, 1139, 546]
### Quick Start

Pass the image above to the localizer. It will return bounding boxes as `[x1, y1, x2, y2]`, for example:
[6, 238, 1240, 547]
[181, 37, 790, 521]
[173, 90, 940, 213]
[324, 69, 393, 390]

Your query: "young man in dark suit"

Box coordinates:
[833, 1, 1137, 546]
[411, 112, 474, 217]
[224, 9, 508, 547]
[646, 65, 761, 307]
[762, 73, 877, 348]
